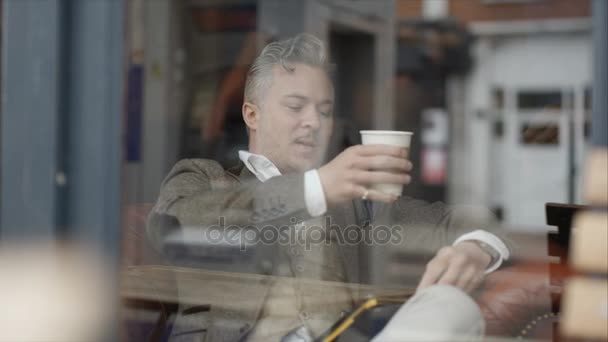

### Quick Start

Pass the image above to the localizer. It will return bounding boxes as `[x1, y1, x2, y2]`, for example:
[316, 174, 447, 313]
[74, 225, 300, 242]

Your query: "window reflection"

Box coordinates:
[517, 91, 564, 112]
[118, 1, 601, 341]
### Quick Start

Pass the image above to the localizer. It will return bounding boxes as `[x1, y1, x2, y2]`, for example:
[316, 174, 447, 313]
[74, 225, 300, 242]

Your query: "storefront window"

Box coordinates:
[2, 0, 606, 341]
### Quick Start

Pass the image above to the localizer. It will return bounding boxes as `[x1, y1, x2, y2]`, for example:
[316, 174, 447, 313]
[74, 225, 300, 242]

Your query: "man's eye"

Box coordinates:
[287, 105, 303, 112]
[319, 106, 333, 117]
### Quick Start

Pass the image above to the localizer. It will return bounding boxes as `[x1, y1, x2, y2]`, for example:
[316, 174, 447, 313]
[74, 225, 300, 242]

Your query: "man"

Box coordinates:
[148, 33, 512, 341]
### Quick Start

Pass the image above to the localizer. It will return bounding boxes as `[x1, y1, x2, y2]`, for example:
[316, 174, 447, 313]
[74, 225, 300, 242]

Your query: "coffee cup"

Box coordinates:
[360, 130, 413, 197]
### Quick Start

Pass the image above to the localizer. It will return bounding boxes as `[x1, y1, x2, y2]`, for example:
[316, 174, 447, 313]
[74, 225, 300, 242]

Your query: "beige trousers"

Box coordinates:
[371, 284, 485, 342]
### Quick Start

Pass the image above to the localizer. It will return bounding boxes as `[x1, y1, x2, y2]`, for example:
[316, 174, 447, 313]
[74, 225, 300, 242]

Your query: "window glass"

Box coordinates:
[115, 1, 599, 341]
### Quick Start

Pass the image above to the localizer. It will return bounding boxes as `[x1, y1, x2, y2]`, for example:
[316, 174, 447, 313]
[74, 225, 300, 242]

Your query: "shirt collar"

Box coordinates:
[238, 150, 282, 182]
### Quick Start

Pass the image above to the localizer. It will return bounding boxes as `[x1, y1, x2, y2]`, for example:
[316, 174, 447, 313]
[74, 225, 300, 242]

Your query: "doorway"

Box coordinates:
[327, 26, 375, 161]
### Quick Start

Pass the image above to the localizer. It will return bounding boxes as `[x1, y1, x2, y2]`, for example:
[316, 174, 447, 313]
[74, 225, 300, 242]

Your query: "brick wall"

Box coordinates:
[448, 0, 590, 23]
[396, 0, 423, 19]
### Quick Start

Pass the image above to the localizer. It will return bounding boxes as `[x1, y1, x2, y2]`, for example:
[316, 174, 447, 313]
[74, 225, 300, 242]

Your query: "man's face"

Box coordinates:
[251, 63, 334, 173]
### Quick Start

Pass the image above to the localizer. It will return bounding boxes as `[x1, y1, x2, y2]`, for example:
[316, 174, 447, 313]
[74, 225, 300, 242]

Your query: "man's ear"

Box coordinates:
[242, 102, 259, 131]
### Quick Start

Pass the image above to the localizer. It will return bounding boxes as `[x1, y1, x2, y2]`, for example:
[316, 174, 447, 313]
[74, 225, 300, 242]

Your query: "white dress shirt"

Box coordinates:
[238, 150, 509, 273]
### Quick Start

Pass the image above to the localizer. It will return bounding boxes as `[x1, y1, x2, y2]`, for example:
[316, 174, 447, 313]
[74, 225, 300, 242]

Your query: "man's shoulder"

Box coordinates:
[171, 158, 225, 172]
[164, 158, 239, 183]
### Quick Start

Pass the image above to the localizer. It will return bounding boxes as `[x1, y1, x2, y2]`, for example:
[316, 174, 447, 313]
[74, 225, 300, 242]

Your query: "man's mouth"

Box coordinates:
[294, 138, 317, 148]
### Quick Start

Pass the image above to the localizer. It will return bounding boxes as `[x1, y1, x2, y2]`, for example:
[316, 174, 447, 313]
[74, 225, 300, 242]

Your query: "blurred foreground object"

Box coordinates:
[561, 278, 608, 341]
[584, 149, 608, 205]
[561, 147, 608, 341]
[571, 212, 608, 273]
[0, 243, 112, 342]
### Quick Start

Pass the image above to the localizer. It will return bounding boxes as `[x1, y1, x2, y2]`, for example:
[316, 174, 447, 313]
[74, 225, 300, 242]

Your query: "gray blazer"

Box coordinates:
[147, 158, 513, 341]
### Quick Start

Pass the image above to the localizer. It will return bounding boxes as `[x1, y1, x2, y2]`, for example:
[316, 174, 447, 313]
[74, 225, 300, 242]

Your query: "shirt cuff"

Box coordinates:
[304, 169, 327, 217]
[453, 230, 510, 274]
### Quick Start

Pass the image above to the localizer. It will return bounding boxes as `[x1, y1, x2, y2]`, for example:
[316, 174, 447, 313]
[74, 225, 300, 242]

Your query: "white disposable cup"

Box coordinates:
[360, 130, 414, 197]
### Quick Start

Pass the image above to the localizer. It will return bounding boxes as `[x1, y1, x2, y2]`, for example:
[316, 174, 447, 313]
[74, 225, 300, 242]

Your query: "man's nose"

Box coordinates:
[301, 108, 321, 130]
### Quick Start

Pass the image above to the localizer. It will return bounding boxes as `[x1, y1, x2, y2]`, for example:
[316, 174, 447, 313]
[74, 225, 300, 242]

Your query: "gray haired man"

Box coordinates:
[149, 33, 511, 341]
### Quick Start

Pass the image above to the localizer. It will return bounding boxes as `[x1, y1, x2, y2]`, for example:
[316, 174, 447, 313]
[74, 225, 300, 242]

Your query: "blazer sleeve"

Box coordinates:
[147, 159, 314, 250]
[387, 196, 516, 258]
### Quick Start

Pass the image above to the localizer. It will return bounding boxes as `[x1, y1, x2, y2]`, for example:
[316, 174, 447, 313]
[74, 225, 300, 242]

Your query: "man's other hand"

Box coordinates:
[318, 144, 412, 206]
[417, 242, 492, 293]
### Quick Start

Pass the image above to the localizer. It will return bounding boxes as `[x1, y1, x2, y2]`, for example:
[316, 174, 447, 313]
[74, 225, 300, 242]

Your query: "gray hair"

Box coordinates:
[244, 33, 332, 104]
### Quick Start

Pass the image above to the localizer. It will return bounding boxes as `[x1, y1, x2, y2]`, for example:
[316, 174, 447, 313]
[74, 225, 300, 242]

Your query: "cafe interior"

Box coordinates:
[1, 0, 606, 341]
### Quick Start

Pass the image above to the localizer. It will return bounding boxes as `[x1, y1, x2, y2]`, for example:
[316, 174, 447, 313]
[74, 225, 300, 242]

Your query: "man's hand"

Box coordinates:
[417, 241, 492, 293]
[318, 144, 412, 206]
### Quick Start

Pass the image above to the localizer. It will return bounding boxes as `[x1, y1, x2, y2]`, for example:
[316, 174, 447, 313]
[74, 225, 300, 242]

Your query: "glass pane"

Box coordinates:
[521, 123, 560, 145]
[492, 87, 504, 110]
[117, 1, 602, 341]
[584, 86, 592, 138]
[584, 86, 592, 110]
[517, 91, 563, 111]
[3, 0, 607, 341]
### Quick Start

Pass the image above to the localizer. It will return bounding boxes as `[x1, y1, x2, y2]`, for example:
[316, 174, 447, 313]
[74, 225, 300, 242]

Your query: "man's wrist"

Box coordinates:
[468, 240, 500, 268]
[304, 169, 327, 217]
[453, 230, 509, 274]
